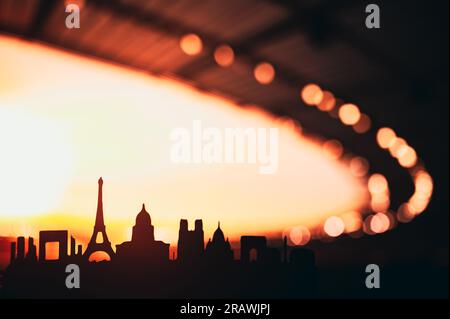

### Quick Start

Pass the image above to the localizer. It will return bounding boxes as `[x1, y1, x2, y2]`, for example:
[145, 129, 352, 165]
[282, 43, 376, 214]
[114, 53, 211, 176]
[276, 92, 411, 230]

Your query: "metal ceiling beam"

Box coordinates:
[86, 0, 311, 88]
[174, 0, 359, 78]
[26, 0, 59, 38]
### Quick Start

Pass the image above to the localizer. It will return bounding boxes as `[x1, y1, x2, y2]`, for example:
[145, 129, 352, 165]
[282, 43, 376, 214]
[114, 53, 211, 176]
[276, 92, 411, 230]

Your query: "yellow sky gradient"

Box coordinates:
[0, 35, 368, 247]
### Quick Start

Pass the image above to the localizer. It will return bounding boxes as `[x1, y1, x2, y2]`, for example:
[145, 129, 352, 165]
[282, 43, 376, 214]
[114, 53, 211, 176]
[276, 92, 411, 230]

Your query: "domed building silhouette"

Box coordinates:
[132, 204, 155, 242]
[115, 204, 169, 263]
[204, 222, 233, 263]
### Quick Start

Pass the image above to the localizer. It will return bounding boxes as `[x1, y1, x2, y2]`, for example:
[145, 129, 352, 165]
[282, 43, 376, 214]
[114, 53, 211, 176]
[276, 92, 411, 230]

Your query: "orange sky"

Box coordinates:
[0, 35, 368, 248]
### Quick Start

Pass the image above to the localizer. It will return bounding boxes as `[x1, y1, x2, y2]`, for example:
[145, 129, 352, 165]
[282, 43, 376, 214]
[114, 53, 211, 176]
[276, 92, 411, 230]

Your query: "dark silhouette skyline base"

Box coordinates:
[3, 257, 317, 298]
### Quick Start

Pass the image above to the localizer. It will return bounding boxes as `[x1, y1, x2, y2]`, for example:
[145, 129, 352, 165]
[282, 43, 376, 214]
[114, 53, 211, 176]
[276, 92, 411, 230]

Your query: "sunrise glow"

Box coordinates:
[0, 35, 368, 247]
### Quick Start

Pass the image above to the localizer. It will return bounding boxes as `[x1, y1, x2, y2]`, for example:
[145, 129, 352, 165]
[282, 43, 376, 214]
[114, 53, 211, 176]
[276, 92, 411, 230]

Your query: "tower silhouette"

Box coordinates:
[84, 177, 115, 260]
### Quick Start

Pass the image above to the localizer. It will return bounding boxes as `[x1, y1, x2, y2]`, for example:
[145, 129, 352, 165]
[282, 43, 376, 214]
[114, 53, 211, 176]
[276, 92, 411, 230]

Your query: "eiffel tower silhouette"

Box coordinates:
[84, 177, 115, 260]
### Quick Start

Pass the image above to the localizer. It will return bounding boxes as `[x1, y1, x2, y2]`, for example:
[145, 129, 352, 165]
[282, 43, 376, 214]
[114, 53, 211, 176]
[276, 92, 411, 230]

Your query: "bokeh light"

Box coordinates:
[397, 203, 416, 223]
[289, 226, 311, 246]
[301, 84, 323, 106]
[180, 33, 203, 56]
[339, 103, 361, 125]
[371, 193, 390, 213]
[398, 146, 417, 168]
[389, 137, 407, 158]
[341, 211, 362, 233]
[414, 171, 434, 198]
[214, 45, 234, 67]
[322, 140, 344, 160]
[317, 91, 336, 111]
[370, 213, 390, 233]
[408, 170, 433, 214]
[353, 113, 371, 133]
[376, 127, 397, 149]
[324, 216, 345, 237]
[254, 62, 275, 84]
[368, 173, 389, 195]
[409, 195, 429, 214]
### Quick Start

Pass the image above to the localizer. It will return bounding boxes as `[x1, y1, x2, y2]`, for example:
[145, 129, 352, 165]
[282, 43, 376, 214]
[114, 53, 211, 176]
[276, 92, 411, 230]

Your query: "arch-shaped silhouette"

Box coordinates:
[240, 236, 266, 263]
[38, 230, 68, 262]
[95, 232, 105, 244]
[88, 250, 112, 262]
[249, 248, 258, 262]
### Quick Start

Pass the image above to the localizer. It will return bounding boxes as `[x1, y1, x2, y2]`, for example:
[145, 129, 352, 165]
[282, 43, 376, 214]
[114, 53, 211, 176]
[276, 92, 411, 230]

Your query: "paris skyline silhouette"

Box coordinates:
[2, 177, 317, 298]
